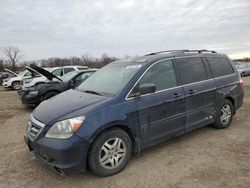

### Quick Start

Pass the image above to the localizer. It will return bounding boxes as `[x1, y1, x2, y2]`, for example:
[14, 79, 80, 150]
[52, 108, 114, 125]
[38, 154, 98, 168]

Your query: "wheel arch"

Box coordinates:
[224, 96, 235, 114]
[35, 82, 45, 86]
[41, 90, 60, 100]
[43, 89, 60, 95]
[88, 123, 141, 157]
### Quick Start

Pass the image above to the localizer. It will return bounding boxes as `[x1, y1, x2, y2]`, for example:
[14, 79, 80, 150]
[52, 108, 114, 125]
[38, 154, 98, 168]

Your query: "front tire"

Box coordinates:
[213, 99, 234, 129]
[43, 91, 58, 100]
[11, 81, 21, 90]
[88, 128, 132, 177]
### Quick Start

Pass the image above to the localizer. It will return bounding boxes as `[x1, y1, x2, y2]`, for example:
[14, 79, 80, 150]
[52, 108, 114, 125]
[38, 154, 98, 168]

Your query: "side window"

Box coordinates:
[64, 68, 75, 74]
[207, 57, 235, 77]
[138, 59, 177, 92]
[52, 69, 63, 77]
[176, 57, 207, 85]
[24, 71, 32, 77]
[74, 72, 93, 85]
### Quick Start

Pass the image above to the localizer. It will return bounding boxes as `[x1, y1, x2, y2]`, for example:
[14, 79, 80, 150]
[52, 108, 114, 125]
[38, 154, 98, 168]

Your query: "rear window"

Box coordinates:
[64, 68, 75, 74]
[77, 67, 88, 70]
[175, 57, 207, 85]
[207, 57, 234, 77]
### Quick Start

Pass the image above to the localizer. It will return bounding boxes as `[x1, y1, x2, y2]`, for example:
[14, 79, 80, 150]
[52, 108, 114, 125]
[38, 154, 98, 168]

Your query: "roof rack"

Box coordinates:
[145, 49, 217, 56]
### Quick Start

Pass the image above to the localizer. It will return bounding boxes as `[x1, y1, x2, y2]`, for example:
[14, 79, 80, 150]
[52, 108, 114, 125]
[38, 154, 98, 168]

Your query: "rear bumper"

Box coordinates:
[24, 134, 89, 175]
[235, 88, 244, 110]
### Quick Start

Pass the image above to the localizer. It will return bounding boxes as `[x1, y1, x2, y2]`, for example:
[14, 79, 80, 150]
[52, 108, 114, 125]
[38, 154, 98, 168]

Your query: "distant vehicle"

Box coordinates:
[21, 66, 96, 106]
[2, 69, 34, 90]
[0, 71, 16, 84]
[25, 50, 244, 176]
[21, 65, 89, 89]
[235, 64, 250, 77]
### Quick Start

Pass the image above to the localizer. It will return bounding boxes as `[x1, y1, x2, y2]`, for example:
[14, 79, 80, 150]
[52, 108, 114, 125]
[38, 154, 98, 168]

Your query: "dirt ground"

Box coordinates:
[0, 78, 250, 188]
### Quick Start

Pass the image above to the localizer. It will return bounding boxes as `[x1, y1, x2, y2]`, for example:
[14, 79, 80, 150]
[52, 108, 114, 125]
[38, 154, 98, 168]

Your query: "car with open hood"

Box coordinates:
[2, 68, 35, 90]
[0, 70, 17, 84]
[21, 65, 89, 90]
[21, 66, 96, 106]
[24, 50, 244, 177]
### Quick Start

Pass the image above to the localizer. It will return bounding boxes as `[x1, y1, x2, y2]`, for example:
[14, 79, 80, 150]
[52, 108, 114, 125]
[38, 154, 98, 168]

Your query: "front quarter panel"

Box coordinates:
[75, 100, 140, 149]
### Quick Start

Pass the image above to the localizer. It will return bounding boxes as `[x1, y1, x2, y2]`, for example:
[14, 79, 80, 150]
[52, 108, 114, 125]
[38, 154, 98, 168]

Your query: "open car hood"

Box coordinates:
[25, 66, 43, 77]
[4, 68, 18, 76]
[29, 65, 62, 82]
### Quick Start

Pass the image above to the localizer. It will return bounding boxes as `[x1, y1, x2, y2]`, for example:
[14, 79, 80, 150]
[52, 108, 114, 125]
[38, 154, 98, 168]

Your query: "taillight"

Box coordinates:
[240, 78, 244, 88]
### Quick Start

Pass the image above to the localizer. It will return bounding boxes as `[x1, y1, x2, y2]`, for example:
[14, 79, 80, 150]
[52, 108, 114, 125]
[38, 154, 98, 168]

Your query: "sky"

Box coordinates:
[0, 0, 250, 60]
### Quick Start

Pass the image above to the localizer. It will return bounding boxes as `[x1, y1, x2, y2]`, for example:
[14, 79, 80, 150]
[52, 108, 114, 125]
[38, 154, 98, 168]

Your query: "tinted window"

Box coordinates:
[77, 67, 88, 70]
[138, 59, 177, 92]
[207, 57, 234, 77]
[64, 68, 75, 74]
[176, 57, 207, 84]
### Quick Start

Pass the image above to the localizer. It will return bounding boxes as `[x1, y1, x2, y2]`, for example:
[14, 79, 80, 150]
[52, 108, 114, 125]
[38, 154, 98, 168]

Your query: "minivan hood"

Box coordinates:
[30, 65, 62, 82]
[33, 89, 110, 125]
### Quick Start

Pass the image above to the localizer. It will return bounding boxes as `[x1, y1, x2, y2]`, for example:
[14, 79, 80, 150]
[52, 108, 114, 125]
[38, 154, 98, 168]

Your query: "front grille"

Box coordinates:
[29, 124, 41, 137]
[27, 115, 45, 141]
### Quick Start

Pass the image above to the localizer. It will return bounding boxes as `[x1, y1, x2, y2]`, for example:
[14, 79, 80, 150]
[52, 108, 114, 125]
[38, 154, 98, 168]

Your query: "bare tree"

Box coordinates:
[0, 59, 4, 72]
[2, 46, 22, 71]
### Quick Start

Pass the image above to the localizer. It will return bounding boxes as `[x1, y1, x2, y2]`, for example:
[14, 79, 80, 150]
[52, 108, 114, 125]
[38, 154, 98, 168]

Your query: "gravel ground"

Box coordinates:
[0, 78, 250, 188]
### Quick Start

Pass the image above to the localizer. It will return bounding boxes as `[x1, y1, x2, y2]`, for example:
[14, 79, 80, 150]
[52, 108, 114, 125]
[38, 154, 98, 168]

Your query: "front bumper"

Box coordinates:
[24, 133, 89, 175]
[21, 92, 41, 106]
[2, 82, 11, 88]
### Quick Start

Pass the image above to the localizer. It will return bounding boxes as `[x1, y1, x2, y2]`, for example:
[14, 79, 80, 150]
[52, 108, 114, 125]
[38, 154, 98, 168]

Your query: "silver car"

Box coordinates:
[235, 64, 250, 77]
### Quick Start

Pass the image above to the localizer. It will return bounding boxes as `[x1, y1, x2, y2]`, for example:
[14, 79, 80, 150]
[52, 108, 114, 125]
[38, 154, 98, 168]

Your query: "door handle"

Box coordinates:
[189, 89, 197, 94]
[173, 93, 182, 98]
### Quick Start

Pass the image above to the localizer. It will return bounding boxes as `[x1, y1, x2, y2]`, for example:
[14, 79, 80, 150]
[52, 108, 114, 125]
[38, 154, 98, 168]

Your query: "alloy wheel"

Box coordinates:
[99, 137, 126, 170]
[13, 83, 20, 90]
[220, 104, 232, 125]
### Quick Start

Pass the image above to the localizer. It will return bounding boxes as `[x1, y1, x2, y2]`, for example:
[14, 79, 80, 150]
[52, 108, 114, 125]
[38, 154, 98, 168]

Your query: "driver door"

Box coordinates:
[127, 59, 186, 147]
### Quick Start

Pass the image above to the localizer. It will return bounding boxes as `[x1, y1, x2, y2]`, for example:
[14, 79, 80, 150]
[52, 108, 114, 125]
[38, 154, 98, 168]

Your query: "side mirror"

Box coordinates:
[68, 80, 75, 88]
[138, 83, 156, 95]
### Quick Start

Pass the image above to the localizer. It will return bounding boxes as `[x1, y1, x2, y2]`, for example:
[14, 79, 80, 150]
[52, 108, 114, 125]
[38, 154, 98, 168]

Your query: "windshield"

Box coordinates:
[60, 71, 79, 83]
[78, 62, 143, 97]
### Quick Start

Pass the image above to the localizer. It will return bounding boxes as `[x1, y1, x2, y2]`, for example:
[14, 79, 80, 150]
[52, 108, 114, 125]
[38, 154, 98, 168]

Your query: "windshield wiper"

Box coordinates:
[83, 90, 102, 96]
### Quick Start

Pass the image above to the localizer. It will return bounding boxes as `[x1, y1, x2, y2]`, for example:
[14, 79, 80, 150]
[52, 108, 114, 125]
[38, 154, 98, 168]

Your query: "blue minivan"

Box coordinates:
[25, 50, 244, 176]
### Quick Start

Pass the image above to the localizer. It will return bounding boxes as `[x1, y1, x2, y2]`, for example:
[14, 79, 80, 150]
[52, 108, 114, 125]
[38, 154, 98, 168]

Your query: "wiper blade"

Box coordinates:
[83, 90, 102, 96]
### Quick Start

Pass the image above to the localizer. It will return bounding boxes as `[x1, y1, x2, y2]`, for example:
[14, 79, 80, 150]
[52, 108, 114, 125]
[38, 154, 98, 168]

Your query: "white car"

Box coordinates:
[21, 65, 89, 89]
[2, 69, 33, 90]
[235, 64, 250, 77]
[21, 67, 58, 89]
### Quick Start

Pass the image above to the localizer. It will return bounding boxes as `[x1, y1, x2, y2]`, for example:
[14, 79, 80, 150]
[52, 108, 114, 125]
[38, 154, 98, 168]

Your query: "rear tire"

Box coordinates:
[43, 91, 58, 100]
[212, 99, 234, 129]
[88, 128, 132, 177]
[11, 81, 21, 90]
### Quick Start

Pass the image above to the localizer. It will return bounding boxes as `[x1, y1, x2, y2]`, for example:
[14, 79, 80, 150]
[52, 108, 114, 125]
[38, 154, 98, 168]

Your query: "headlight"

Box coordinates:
[45, 116, 85, 139]
[29, 91, 38, 95]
